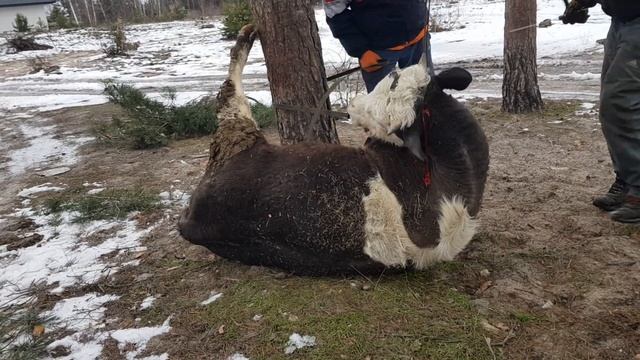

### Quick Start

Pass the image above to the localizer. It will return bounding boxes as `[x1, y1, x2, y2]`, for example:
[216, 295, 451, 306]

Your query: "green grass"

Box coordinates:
[251, 103, 275, 129]
[42, 187, 161, 223]
[0, 307, 57, 360]
[511, 312, 538, 324]
[141, 263, 499, 360]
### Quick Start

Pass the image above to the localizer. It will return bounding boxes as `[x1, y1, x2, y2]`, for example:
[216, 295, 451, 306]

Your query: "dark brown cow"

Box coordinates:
[178, 25, 489, 276]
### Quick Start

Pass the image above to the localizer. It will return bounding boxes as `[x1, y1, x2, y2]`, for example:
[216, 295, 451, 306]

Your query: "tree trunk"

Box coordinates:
[249, 0, 339, 144]
[502, 0, 543, 113]
[66, 0, 80, 25]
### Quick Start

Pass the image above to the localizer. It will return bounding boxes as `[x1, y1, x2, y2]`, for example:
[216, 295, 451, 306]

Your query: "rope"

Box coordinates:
[425, 0, 436, 78]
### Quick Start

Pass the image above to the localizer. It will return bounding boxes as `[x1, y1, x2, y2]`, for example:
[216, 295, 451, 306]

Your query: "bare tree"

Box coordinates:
[249, 0, 339, 144]
[502, 0, 543, 113]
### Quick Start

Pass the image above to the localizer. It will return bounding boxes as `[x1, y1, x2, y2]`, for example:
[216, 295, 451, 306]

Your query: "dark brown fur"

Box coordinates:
[178, 26, 489, 275]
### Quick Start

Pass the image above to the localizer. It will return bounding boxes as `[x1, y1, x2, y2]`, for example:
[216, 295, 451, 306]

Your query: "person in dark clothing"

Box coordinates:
[562, 0, 640, 223]
[324, 0, 428, 92]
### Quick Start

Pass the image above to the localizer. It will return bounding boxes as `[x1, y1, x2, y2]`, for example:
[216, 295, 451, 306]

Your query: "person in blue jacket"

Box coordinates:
[324, 0, 428, 93]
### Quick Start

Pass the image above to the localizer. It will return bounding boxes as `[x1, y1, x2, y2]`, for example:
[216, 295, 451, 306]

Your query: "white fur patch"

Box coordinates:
[362, 175, 413, 267]
[227, 47, 253, 121]
[362, 176, 476, 269]
[409, 196, 478, 269]
[349, 64, 430, 144]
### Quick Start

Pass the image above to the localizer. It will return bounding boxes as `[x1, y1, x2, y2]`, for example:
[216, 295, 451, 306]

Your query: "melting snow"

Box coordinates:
[284, 333, 316, 354]
[47, 332, 107, 360]
[159, 189, 190, 206]
[228, 353, 250, 360]
[110, 317, 172, 360]
[200, 291, 223, 306]
[0, 209, 152, 306]
[43, 293, 120, 331]
[7, 124, 93, 176]
[17, 183, 65, 198]
[47, 317, 172, 360]
[139, 295, 157, 310]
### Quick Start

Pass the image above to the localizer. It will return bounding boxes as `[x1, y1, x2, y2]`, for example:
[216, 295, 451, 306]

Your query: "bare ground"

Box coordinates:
[1, 96, 639, 359]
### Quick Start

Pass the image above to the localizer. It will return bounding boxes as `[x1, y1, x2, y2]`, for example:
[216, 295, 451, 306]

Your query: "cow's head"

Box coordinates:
[349, 61, 472, 161]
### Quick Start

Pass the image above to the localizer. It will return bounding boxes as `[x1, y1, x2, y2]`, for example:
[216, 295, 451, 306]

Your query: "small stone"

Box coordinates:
[480, 269, 490, 277]
[252, 314, 263, 321]
[361, 284, 372, 291]
[135, 273, 152, 282]
[541, 300, 554, 309]
[538, 19, 553, 28]
[480, 319, 501, 334]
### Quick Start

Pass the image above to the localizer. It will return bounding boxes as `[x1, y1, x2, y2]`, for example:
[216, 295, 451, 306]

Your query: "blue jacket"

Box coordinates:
[579, 0, 640, 22]
[324, 0, 427, 58]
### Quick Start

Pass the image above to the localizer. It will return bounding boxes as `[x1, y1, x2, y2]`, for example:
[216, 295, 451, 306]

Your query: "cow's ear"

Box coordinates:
[393, 120, 426, 162]
[434, 67, 472, 91]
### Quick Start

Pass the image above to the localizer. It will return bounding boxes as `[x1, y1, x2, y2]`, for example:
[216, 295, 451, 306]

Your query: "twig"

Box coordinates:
[485, 337, 497, 360]
[606, 260, 637, 267]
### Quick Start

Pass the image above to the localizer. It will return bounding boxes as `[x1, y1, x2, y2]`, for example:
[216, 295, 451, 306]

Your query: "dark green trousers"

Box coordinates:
[600, 17, 640, 195]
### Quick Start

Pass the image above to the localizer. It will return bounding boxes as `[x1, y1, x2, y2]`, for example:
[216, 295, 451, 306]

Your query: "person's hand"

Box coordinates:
[560, 0, 590, 24]
[360, 50, 384, 72]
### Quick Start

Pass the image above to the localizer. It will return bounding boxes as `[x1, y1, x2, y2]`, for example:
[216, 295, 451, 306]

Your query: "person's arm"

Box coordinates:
[576, 0, 598, 8]
[324, 0, 368, 58]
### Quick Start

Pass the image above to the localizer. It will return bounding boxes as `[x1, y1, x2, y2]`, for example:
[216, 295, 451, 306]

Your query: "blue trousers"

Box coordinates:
[361, 41, 425, 93]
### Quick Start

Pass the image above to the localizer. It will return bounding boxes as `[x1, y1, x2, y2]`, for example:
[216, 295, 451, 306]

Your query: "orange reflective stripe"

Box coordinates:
[387, 26, 428, 51]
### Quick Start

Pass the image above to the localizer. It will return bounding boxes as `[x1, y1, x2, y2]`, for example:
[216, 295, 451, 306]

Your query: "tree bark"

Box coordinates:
[502, 0, 543, 113]
[249, 0, 339, 144]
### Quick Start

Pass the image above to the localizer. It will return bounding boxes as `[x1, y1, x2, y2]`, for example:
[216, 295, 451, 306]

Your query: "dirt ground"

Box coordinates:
[1, 97, 639, 359]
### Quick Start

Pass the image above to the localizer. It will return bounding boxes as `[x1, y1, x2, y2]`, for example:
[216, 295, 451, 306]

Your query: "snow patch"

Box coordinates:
[139, 296, 157, 310]
[7, 124, 93, 176]
[539, 71, 600, 81]
[43, 293, 120, 331]
[46, 317, 171, 360]
[17, 183, 65, 197]
[159, 189, 190, 206]
[200, 291, 223, 306]
[228, 353, 250, 360]
[110, 316, 172, 360]
[0, 209, 152, 306]
[47, 332, 106, 360]
[284, 333, 316, 354]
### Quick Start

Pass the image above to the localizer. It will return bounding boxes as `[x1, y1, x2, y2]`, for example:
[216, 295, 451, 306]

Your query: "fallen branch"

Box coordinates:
[8, 36, 52, 52]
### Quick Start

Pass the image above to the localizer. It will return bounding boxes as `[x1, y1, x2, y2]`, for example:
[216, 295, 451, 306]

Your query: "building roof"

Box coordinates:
[0, 0, 56, 8]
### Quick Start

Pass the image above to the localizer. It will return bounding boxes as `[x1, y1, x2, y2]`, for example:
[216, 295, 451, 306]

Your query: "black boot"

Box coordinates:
[610, 195, 640, 223]
[593, 178, 627, 212]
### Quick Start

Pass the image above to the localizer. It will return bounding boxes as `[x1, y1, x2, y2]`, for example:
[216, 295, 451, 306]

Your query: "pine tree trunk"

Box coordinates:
[249, 0, 339, 144]
[66, 0, 79, 25]
[502, 0, 543, 113]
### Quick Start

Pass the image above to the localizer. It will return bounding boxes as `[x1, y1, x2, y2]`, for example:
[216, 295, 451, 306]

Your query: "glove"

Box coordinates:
[360, 50, 384, 73]
[560, 0, 590, 24]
